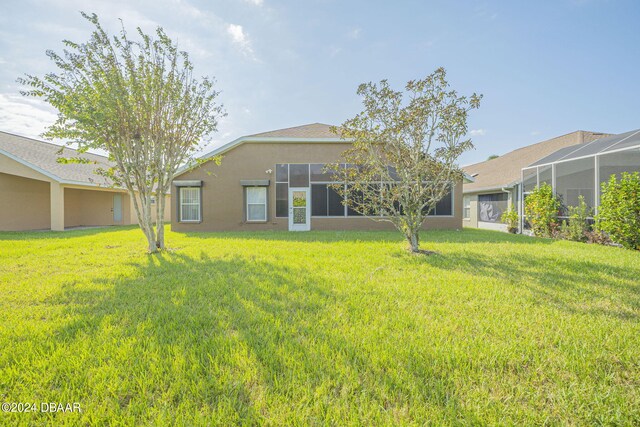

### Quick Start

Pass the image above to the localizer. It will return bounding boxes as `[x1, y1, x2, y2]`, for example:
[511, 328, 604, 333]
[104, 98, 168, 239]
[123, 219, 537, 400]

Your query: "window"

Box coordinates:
[478, 193, 507, 222]
[463, 196, 471, 219]
[311, 184, 328, 216]
[311, 184, 346, 216]
[425, 185, 454, 216]
[346, 185, 364, 216]
[289, 164, 310, 187]
[246, 187, 267, 222]
[434, 188, 453, 216]
[276, 163, 289, 218]
[179, 187, 200, 222]
[276, 183, 288, 217]
[276, 163, 289, 182]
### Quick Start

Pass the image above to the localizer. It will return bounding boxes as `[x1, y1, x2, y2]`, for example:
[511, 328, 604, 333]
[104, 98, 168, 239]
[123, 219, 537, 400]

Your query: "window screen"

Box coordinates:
[276, 183, 288, 218]
[328, 185, 345, 216]
[180, 187, 200, 222]
[246, 187, 267, 222]
[289, 164, 310, 187]
[311, 184, 328, 216]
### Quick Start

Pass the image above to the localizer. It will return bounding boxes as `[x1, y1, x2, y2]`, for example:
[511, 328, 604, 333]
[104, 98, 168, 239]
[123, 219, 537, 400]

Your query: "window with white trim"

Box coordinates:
[246, 187, 267, 222]
[179, 187, 201, 222]
[463, 196, 471, 219]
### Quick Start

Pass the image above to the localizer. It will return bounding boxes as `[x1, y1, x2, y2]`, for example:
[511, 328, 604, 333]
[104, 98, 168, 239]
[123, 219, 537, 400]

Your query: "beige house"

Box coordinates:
[0, 131, 170, 231]
[462, 130, 609, 231]
[172, 123, 465, 232]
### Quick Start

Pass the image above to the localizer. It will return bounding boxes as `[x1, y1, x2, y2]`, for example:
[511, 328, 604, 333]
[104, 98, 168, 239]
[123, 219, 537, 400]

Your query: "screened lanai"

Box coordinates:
[520, 128, 640, 224]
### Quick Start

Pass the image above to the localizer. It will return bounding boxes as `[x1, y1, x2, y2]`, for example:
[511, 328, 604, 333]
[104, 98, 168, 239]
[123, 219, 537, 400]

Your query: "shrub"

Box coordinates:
[597, 172, 640, 250]
[501, 209, 519, 234]
[585, 230, 613, 246]
[559, 195, 592, 242]
[524, 183, 561, 238]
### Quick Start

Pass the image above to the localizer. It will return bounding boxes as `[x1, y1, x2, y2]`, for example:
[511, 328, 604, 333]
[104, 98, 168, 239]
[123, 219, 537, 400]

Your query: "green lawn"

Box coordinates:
[1, 227, 639, 425]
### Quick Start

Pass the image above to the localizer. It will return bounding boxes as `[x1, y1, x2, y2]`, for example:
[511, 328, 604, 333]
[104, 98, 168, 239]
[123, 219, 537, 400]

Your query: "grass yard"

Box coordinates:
[1, 226, 639, 425]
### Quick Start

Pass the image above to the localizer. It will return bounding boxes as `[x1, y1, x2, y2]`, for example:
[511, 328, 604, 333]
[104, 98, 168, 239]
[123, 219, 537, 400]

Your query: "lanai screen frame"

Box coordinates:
[519, 137, 640, 232]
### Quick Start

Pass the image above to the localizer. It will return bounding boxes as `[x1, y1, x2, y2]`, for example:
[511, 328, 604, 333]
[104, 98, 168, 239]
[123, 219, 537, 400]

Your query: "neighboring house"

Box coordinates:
[463, 130, 609, 231]
[521, 128, 640, 225]
[0, 131, 170, 231]
[171, 123, 467, 232]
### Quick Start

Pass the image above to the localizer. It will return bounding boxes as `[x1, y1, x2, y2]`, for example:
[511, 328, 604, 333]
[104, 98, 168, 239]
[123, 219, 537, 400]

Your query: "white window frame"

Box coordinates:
[179, 187, 201, 222]
[246, 187, 268, 222]
[463, 195, 471, 219]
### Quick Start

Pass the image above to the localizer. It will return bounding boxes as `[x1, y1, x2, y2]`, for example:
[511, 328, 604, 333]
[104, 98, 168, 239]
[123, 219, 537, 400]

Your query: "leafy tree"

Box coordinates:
[597, 172, 640, 250]
[487, 154, 499, 160]
[328, 68, 482, 253]
[18, 12, 224, 252]
[524, 183, 560, 238]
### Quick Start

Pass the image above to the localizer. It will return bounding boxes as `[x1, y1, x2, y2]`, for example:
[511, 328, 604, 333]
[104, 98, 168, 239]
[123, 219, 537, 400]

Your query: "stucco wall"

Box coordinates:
[0, 172, 51, 231]
[172, 141, 463, 232]
[127, 194, 172, 225]
[64, 188, 133, 227]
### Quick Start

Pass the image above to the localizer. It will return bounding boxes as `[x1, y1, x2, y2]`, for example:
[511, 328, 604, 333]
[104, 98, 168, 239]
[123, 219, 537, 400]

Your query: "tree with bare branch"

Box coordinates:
[19, 12, 224, 252]
[329, 68, 481, 253]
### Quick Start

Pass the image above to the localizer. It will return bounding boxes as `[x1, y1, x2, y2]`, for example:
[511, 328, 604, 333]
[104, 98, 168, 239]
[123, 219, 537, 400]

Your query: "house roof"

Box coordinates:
[0, 131, 113, 186]
[529, 128, 640, 167]
[463, 130, 610, 193]
[192, 123, 345, 168]
[248, 123, 339, 138]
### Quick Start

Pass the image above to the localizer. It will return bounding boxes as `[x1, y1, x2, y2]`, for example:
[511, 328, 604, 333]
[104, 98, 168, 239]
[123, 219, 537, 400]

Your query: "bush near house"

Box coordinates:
[559, 195, 592, 242]
[524, 183, 561, 238]
[597, 172, 640, 250]
[500, 209, 519, 233]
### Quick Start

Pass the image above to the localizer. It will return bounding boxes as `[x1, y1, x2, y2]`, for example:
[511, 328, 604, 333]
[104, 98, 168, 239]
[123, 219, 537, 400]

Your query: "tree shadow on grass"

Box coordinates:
[0, 225, 140, 241]
[175, 227, 552, 246]
[42, 251, 480, 425]
[422, 246, 640, 320]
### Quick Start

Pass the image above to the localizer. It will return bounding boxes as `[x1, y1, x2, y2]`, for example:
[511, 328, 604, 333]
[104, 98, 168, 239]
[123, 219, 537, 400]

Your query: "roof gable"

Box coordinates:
[248, 123, 338, 138]
[0, 131, 113, 186]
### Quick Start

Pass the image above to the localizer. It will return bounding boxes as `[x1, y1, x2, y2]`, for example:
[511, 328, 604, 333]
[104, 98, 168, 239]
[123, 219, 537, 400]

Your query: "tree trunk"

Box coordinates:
[155, 190, 166, 250]
[144, 225, 157, 253]
[407, 230, 420, 253]
[143, 200, 157, 253]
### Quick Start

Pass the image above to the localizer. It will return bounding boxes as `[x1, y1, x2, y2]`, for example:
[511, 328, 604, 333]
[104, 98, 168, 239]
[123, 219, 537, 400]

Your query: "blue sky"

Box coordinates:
[0, 0, 638, 165]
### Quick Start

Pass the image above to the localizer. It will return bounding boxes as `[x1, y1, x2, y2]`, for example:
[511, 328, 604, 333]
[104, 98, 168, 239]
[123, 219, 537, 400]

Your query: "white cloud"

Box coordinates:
[347, 28, 361, 39]
[0, 93, 57, 140]
[244, 0, 264, 5]
[530, 130, 541, 136]
[328, 46, 343, 57]
[226, 24, 255, 58]
[470, 129, 486, 136]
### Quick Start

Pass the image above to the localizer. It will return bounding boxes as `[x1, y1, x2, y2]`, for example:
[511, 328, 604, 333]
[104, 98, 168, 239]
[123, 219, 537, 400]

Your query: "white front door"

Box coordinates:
[288, 187, 310, 231]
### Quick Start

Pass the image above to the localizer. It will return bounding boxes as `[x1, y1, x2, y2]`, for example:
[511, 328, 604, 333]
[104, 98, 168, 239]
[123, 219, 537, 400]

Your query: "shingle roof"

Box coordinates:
[0, 131, 113, 186]
[463, 130, 610, 193]
[529, 128, 640, 167]
[248, 123, 339, 139]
